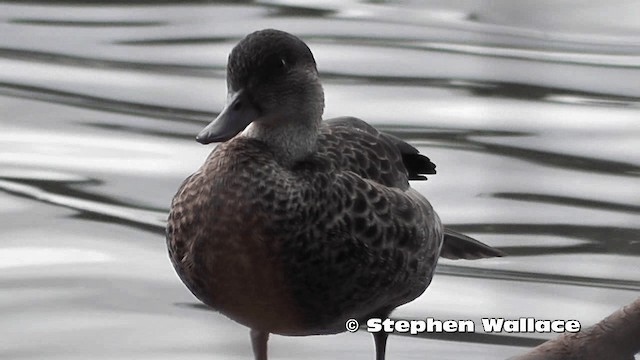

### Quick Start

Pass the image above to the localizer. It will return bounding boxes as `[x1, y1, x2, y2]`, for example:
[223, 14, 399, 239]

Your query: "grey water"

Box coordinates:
[0, 1, 638, 359]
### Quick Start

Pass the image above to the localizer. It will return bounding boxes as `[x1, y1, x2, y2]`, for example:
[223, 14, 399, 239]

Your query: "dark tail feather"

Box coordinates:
[381, 132, 436, 180]
[403, 153, 436, 180]
[440, 228, 506, 260]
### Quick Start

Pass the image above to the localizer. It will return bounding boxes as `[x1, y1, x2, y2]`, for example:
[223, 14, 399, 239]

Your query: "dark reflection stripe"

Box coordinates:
[448, 223, 640, 256]
[0, 0, 249, 3]
[86, 122, 196, 140]
[0, 178, 166, 235]
[486, 192, 640, 214]
[9, 178, 166, 213]
[2, 47, 636, 107]
[118, 33, 640, 53]
[116, 36, 232, 45]
[385, 128, 640, 177]
[408, 43, 640, 70]
[9, 18, 166, 27]
[118, 34, 640, 69]
[436, 264, 640, 291]
[0, 81, 211, 124]
[1, 47, 639, 106]
[461, 139, 640, 177]
[0, 47, 215, 77]
[72, 212, 165, 235]
[393, 326, 544, 347]
[319, 35, 640, 58]
[264, 3, 335, 17]
[321, 73, 640, 107]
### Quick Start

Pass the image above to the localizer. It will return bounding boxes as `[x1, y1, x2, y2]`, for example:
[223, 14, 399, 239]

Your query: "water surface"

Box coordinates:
[0, 1, 638, 359]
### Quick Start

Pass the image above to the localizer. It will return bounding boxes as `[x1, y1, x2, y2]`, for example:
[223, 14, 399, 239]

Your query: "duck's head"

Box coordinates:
[196, 29, 324, 149]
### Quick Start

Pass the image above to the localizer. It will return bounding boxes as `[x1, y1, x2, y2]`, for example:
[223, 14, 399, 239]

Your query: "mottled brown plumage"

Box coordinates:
[168, 119, 440, 334]
[167, 29, 503, 360]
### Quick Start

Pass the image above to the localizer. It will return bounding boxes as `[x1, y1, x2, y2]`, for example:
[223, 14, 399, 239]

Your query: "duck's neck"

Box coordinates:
[241, 115, 321, 165]
[240, 78, 324, 165]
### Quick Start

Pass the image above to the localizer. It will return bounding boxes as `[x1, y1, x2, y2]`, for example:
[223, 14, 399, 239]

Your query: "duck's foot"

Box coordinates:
[373, 331, 389, 360]
[250, 329, 269, 360]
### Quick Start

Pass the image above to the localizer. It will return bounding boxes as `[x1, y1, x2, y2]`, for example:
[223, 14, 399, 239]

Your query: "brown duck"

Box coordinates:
[167, 29, 504, 360]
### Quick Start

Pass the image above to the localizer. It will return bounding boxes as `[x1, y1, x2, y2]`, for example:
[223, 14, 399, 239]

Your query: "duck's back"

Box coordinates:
[318, 117, 436, 189]
[167, 117, 443, 335]
[277, 117, 442, 331]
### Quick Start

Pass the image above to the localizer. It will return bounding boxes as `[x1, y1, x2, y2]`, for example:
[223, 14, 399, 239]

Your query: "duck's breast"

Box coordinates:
[167, 139, 307, 334]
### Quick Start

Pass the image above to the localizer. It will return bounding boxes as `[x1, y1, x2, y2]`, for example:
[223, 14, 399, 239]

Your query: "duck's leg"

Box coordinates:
[371, 307, 394, 360]
[372, 331, 389, 360]
[250, 329, 269, 360]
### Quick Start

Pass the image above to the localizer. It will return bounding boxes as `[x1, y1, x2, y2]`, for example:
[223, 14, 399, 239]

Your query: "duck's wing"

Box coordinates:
[441, 228, 506, 259]
[277, 171, 443, 330]
[317, 117, 505, 262]
[318, 117, 435, 190]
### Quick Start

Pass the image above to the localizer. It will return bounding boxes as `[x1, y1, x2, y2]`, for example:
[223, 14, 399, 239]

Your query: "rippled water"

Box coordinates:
[1, 1, 638, 359]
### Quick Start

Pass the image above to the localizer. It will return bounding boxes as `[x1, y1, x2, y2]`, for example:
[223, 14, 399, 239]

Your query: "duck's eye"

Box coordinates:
[260, 56, 289, 80]
[267, 57, 287, 71]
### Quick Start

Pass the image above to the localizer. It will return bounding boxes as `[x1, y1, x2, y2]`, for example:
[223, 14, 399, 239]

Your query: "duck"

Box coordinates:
[511, 297, 640, 360]
[166, 29, 504, 360]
